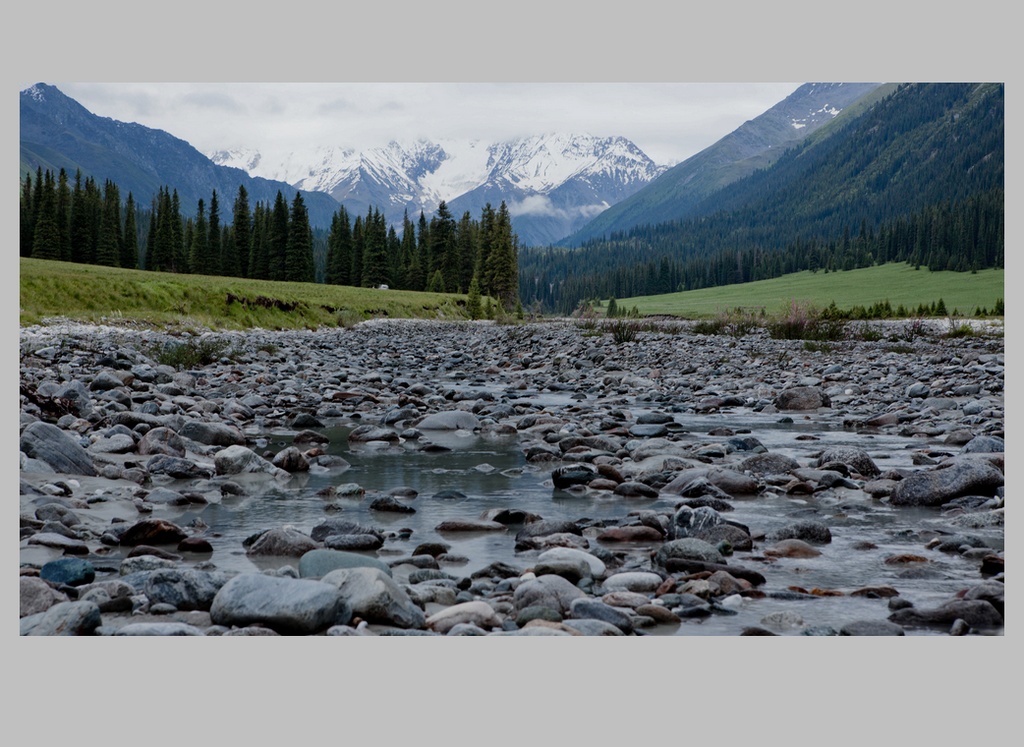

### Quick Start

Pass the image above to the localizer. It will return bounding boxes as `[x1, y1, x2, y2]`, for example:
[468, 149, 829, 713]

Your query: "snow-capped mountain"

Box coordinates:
[209, 133, 667, 246]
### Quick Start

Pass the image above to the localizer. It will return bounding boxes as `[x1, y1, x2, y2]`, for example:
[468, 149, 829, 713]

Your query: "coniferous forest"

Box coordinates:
[19, 169, 522, 310]
[519, 82, 1004, 314]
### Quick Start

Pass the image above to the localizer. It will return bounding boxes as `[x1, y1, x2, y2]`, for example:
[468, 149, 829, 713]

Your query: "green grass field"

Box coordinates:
[19, 258, 476, 330]
[615, 264, 1004, 318]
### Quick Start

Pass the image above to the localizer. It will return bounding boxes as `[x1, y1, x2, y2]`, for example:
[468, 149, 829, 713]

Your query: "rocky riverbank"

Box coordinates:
[19, 317, 1004, 635]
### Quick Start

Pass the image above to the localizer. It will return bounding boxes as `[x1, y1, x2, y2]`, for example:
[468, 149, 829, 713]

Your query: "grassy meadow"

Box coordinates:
[19, 258, 476, 330]
[613, 264, 1005, 319]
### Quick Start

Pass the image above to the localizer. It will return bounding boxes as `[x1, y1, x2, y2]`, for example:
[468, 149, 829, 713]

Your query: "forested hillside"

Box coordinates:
[20, 167, 521, 309]
[520, 83, 1004, 314]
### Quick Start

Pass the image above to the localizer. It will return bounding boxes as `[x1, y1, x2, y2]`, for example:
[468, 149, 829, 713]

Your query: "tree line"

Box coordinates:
[20, 167, 520, 307]
[519, 187, 1004, 314]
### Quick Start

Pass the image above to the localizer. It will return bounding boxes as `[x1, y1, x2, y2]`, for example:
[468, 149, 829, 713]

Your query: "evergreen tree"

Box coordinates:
[325, 206, 352, 285]
[189, 199, 209, 274]
[230, 185, 250, 279]
[170, 189, 186, 272]
[285, 191, 314, 282]
[430, 200, 458, 291]
[249, 201, 269, 279]
[361, 207, 390, 287]
[95, 179, 122, 266]
[31, 171, 60, 261]
[484, 201, 519, 307]
[426, 268, 446, 293]
[122, 193, 139, 269]
[56, 169, 72, 261]
[456, 210, 477, 293]
[399, 210, 418, 289]
[414, 211, 430, 290]
[268, 191, 290, 281]
[351, 214, 364, 283]
[467, 274, 483, 319]
[20, 170, 34, 257]
[208, 189, 222, 276]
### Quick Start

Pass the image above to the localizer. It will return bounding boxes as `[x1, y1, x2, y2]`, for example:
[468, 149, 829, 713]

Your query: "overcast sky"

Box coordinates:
[44, 82, 803, 167]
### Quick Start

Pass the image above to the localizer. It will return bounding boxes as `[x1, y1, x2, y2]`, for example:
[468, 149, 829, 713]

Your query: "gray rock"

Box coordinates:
[320, 567, 426, 629]
[513, 574, 586, 614]
[113, 622, 206, 636]
[888, 599, 1002, 629]
[569, 598, 633, 633]
[213, 445, 290, 479]
[179, 420, 246, 447]
[19, 421, 97, 476]
[271, 446, 309, 472]
[839, 619, 905, 636]
[20, 576, 68, 617]
[21, 600, 102, 636]
[145, 454, 214, 480]
[737, 452, 800, 477]
[813, 446, 881, 478]
[415, 411, 480, 431]
[209, 573, 350, 634]
[775, 387, 830, 411]
[298, 548, 393, 578]
[766, 519, 832, 545]
[655, 537, 725, 566]
[143, 569, 235, 611]
[40, 557, 95, 586]
[246, 527, 318, 557]
[889, 458, 1004, 507]
[136, 427, 188, 457]
[425, 600, 502, 633]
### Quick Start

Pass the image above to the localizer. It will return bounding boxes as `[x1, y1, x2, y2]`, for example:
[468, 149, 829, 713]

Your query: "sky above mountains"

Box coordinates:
[46, 82, 802, 168]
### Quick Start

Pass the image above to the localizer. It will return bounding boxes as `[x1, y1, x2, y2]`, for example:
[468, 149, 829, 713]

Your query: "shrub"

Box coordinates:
[609, 319, 641, 344]
[150, 336, 231, 370]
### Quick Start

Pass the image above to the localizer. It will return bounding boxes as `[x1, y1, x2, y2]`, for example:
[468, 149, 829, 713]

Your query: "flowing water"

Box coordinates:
[90, 403, 1002, 636]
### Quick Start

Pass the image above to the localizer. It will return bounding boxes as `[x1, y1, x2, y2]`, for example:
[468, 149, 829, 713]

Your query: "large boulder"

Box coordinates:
[321, 567, 425, 629]
[209, 573, 350, 634]
[19, 421, 97, 476]
[888, 458, 1004, 507]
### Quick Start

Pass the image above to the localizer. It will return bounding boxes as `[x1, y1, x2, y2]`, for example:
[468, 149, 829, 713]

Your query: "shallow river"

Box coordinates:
[85, 402, 1000, 636]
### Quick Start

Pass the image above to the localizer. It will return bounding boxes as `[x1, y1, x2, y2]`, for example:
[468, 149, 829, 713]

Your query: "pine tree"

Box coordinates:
[170, 189, 186, 272]
[351, 215, 364, 284]
[415, 211, 430, 290]
[431, 200, 458, 291]
[361, 207, 390, 287]
[208, 189, 222, 276]
[467, 274, 483, 319]
[248, 201, 269, 279]
[484, 201, 519, 307]
[285, 192, 314, 282]
[122, 193, 139, 269]
[31, 171, 60, 261]
[426, 268, 446, 293]
[268, 191, 289, 281]
[325, 206, 352, 285]
[189, 199, 209, 274]
[95, 180, 122, 267]
[229, 185, 250, 278]
[20, 170, 34, 257]
[56, 169, 72, 261]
